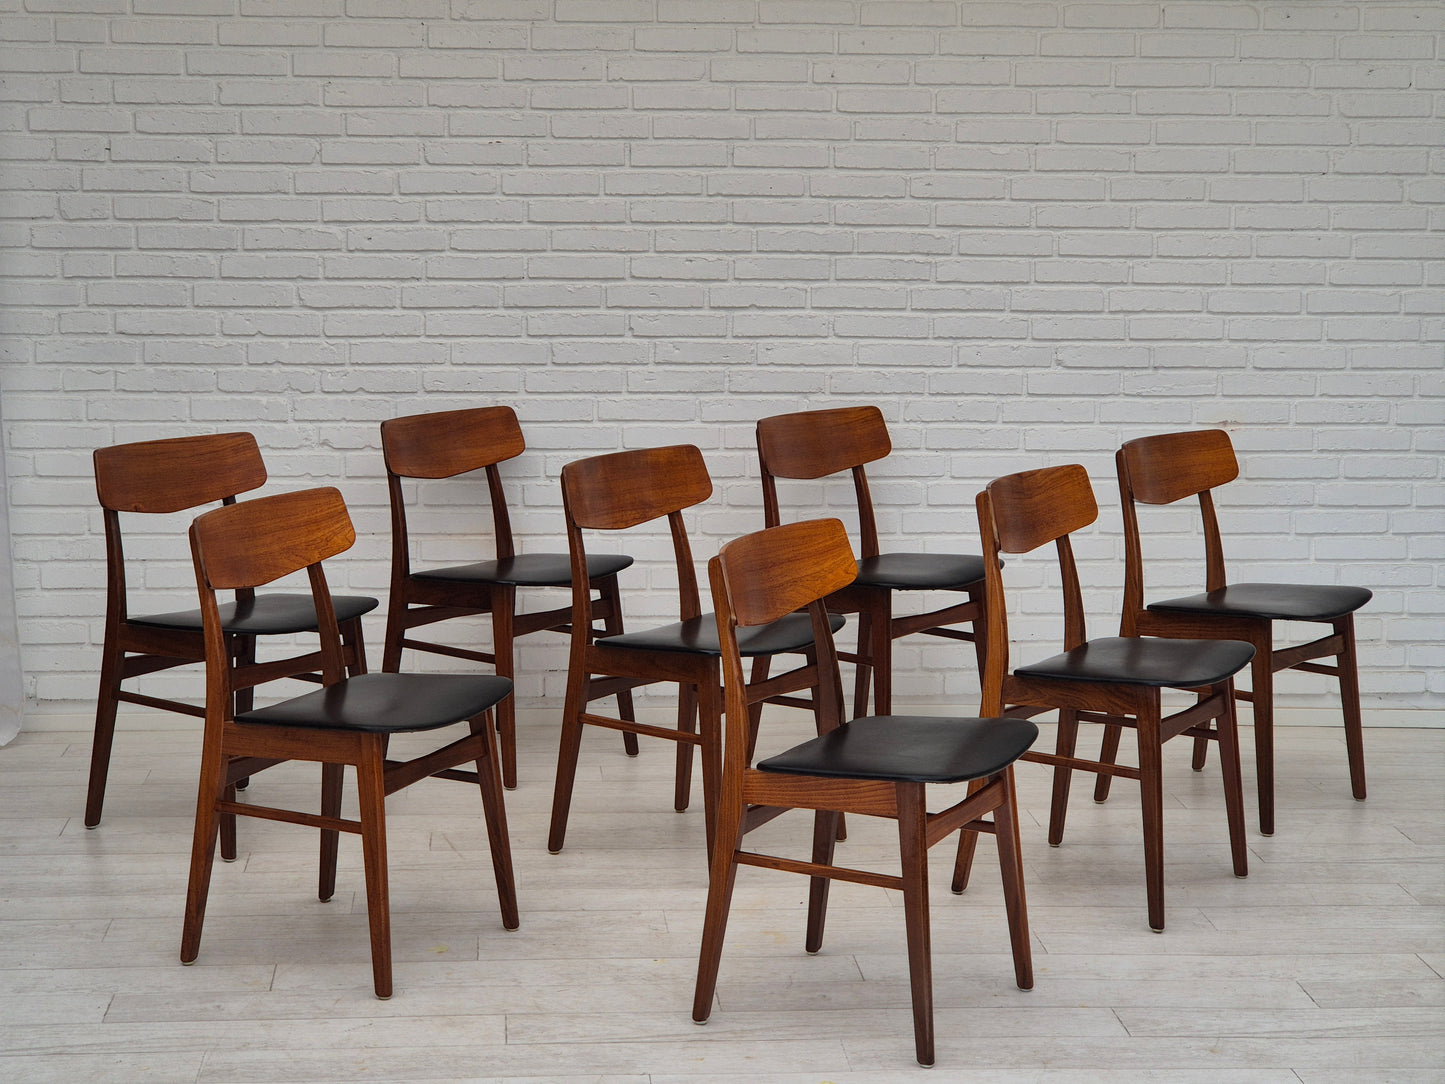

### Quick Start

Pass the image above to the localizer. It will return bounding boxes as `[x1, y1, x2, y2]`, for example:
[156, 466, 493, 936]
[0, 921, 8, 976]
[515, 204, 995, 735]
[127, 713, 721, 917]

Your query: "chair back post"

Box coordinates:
[189, 487, 356, 703]
[95, 432, 270, 623]
[1116, 446, 1147, 637]
[709, 518, 855, 754]
[1117, 429, 1240, 604]
[974, 489, 1011, 716]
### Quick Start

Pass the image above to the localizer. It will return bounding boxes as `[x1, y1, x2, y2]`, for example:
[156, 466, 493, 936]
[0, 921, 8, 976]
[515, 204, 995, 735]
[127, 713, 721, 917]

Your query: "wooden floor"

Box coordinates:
[1, 708, 1441, 1083]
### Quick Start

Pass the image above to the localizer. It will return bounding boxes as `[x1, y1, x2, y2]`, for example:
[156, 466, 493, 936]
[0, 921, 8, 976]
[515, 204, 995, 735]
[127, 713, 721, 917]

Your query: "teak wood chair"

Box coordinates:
[756, 405, 986, 717]
[691, 517, 1036, 1068]
[547, 445, 841, 859]
[89, 432, 377, 857]
[1115, 429, 1372, 835]
[182, 486, 518, 999]
[960, 463, 1254, 931]
[381, 406, 635, 789]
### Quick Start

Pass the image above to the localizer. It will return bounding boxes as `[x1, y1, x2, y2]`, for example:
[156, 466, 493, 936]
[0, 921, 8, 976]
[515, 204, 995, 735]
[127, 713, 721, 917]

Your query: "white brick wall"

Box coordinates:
[1, 1, 1440, 719]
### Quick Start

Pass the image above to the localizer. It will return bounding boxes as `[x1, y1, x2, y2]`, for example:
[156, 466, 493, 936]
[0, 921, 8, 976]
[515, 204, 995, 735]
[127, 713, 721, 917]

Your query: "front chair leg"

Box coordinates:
[896, 782, 935, 1068]
[992, 768, 1033, 990]
[804, 808, 841, 954]
[355, 736, 392, 999]
[318, 762, 344, 902]
[472, 711, 519, 930]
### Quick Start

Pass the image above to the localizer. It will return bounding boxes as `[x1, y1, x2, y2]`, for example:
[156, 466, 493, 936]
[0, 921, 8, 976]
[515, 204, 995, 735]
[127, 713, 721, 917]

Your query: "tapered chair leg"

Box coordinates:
[318, 762, 344, 902]
[1047, 709, 1079, 846]
[1094, 723, 1123, 802]
[548, 684, 588, 855]
[1136, 706, 1167, 932]
[491, 587, 519, 790]
[896, 783, 935, 1067]
[85, 652, 123, 829]
[804, 809, 841, 954]
[1249, 637, 1277, 836]
[992, 768, 1033, 990]
[674, 683, 698, 813]
[1337, 615, 1367, 802]
[180, 733, 226, 967]
[471, 711, 520, 930]
[355, 737, 392, 999]
[1214, 685, 1249, 879]
[596, 577, 641, 758]
[692, 791, 744, 1025]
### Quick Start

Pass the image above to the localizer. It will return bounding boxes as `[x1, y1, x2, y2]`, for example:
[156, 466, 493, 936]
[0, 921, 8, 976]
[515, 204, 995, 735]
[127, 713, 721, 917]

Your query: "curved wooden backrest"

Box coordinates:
[381, 406, 525, 480]
[1119, 429, 1238, 506]
[191, 486, 355, 592]
[985, 464, 1097, 554]
[756, 405, 891, 480]
[712, 519, 857, 630]
[94, 432, 266, 514]
[562, 445, 712, 531]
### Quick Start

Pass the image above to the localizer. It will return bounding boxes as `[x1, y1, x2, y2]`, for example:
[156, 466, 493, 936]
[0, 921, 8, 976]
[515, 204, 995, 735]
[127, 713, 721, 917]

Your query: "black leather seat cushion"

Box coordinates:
[413, 552, 632, 589]
[1148, 582, 1372, 622]
[855, 552, 985, 591]
[598, 612, 846, 658]
[1015, 636, 1255, 689]
[133, 593, 379, 635]
[236, 672, 514, 734]
[758, 716, 1038, 785]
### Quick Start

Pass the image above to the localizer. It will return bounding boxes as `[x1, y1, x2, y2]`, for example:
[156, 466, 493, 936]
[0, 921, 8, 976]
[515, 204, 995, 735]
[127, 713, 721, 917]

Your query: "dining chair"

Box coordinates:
[1115, 428, 1372, 835]
[182, 486, 518, 999]
[692, 517, 1036, 1067]
[959, 463, 1253, 931]
[756, 405, 986, 717]
[381, 406, 635, 789]
[547, 445, 841, 859]
[89, 432, 377, 858]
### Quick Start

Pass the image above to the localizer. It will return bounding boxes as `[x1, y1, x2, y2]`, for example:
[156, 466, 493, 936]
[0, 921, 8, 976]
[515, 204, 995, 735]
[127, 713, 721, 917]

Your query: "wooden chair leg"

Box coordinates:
[674, 682, 698, 813]
[180, 730, 226, 966]
[355, 737, 392, 1000]
[1214, 684, 1249, 879]
[691, 779, 744, 1025]
[896, 782, 935, 1067]
[471, 711, 519, 930]
[992, 768, 1033, 990]
[949, 777, 985, 894]
[219, 779, 238, 863]
[85, 654, 122, 828]
[1136, 705, 1167, 932]
[1093, 723, 1123, 802]
[491, 589, 519, 790]
[341, 617, 368, 676]
[1047, 709, 1079, 847]
[596, 577, 640, 758]
[1337, 615, 1367, 802]
[851, 614, 872, 721]
[318, 762, 344, 902]
[697, 674, 722, 861]
[1249, 633, 1277, 836]
[804, 809, 841, 955]
[547, 679, 588, 855]
[869, 603, 893, 716]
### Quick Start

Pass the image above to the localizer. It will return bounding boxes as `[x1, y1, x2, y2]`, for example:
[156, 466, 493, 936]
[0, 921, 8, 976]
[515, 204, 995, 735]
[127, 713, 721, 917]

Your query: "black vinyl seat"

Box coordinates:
[1016, 636, 1257, 688]
[134, 593, 377, 636]
[411, 552, 631, 588]
[855, 552, 986, 591]
[235, 672, 514, 734]
[1147, 583, 1372, 623]
[596, 611, 846, 656]
[759, 715, 1037, 784]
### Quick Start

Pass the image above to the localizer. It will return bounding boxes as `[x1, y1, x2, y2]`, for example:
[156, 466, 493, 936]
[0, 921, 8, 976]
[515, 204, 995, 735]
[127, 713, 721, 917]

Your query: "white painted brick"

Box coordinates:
[1, 1, 1438, 717]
